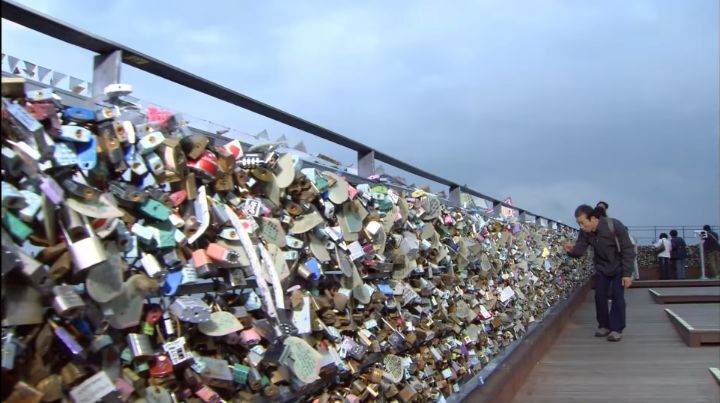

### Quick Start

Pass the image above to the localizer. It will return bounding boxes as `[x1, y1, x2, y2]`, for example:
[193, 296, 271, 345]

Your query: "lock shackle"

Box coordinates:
[59, 212, 96, 246]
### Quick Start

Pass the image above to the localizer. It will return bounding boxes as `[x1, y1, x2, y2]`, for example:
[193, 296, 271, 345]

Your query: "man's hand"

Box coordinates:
[622, 277, 632, 288]
[563, 242, 574, 253]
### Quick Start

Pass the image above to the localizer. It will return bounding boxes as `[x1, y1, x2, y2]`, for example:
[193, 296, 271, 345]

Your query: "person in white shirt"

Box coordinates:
[653, 233, 672, 280]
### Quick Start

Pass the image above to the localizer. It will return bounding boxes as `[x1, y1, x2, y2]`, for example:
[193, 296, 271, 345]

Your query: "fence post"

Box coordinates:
[357, 150, 375, 178]
[449, 186, 461, 208]
[92, 50, 122, 99]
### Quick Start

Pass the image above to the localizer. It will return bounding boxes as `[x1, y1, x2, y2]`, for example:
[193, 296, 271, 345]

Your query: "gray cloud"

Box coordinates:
[3, 0, 718, 232]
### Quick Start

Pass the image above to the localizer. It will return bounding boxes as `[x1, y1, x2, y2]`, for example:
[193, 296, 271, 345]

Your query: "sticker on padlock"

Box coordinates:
[187, 150, 218, 179]
[162, 337, 191, 365]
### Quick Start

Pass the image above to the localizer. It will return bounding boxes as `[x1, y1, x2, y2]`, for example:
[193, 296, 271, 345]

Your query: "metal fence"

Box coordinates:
[628, 225, 720, 246]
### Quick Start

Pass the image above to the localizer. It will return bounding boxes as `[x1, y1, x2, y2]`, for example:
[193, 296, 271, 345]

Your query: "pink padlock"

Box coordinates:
[239, 328, 261, 347]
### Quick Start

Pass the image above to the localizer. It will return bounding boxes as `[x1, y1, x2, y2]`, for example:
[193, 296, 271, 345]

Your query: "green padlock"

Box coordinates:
[3, 211, 32, 241]
[139, 198, 171, 221]
[231, 363, 249, 385]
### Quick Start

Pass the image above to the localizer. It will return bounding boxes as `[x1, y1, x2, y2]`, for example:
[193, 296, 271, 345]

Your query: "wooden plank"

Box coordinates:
[665, 305, 720, 347]
[628, 279, 720, 288]
[513, 289, 720, 403]
[649, 287, 720, 304]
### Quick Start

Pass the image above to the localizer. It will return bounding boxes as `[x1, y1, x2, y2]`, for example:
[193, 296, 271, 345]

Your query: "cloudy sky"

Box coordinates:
[2, 0, 718, 240]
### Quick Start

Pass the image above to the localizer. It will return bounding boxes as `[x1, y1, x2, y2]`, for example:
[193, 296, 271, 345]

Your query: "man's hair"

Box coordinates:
[659, 233, 668, 239]
[703, 225, 711, 231]
[596, 201, 609, 210]
[574, 204, 600, 219]
[670, 229, 678, 237]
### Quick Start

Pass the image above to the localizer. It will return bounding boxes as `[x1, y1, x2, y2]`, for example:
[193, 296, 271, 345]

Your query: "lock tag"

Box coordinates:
[69, 370, 118, 403]
[162, 337, 191, 365]
[198, 311, 244, 337]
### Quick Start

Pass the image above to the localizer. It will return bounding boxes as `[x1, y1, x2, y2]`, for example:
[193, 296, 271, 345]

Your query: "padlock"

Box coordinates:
[95, 107, 116, 122]
[127, 152, 149, 176]
[137, 131, 165, 154]
[180, 134, 209, 160]
[160, 137, 186, 172]
[5, 381, 44, 403]
[187, 150, 218, 179]
[206, 243, 242, 266]
[163, 337, 191, 365]
[141, 252, 165, 279]
[52, 284, 86, 317]
[97, 122, 125, 168]
[169, 296, 212, 323]
[61, 178, 101, 201]
[192, 249, 214, 278]
[145, 152, 165, 176]
[109, 180, 147, 205]
[48, 317, 86, 359]
[127, 333, 154, 359]
[2, 329, 18, 370]
[60, 215, 106, 272]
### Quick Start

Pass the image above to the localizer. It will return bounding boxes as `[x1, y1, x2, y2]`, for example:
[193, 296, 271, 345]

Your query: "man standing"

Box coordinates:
[669, 230, 688, 279]
[564, 204, 635, 342]
[702, 225, 720, 279]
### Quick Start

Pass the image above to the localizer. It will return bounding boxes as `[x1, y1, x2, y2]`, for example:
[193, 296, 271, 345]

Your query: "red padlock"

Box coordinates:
[187, 150, 218, 180]
[150, 355, 174, 378]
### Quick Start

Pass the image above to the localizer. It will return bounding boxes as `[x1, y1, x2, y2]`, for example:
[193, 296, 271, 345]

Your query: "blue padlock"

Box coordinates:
[62, 107, 95, 123]
[75, 134, 98, 170]
[162, 269, 184, 296]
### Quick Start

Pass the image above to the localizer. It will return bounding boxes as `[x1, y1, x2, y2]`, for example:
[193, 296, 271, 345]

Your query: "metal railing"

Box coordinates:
[628, 225, 719, 246]
[1, 0, 573, 231]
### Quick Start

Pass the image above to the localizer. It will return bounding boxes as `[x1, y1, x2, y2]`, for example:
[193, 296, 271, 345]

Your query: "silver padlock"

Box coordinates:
[140, 252, 164, 279]
[52, 285, 86, 317]
[169, 296, 211, 323]
[60, 211, 107, 272]
[126, 333, 154, 359]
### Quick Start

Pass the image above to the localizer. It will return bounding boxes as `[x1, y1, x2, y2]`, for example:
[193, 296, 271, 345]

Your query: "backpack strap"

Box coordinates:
[606, 218, 621, 253]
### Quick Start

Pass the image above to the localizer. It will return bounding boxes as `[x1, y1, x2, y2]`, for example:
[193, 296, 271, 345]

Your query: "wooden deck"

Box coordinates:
[649, 287, 720, 304]
[512, 287, 720, 403]
[665, 304, 720, 347]
[624, 279, 720, 288]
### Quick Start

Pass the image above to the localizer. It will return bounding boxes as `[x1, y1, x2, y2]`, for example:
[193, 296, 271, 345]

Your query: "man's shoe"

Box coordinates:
[607, 331, 623, 342]
[594, 328, 610, 337]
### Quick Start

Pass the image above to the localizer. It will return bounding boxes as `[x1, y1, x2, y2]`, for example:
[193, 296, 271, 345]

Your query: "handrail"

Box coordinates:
[1, 0, 572, 229]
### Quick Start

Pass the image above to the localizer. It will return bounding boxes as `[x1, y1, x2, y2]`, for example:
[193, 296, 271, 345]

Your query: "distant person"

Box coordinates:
[564, 205, 635, 342]
[596, 201, 609, 217]
[669, 229, 688, 279]
[629, 234, 639, 280]
[653, 233, 672, 280]
[702, 225, 720, 279]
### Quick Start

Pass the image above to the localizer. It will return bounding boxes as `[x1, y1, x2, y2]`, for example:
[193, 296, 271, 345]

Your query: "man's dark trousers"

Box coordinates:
[595, 271, 626, 332]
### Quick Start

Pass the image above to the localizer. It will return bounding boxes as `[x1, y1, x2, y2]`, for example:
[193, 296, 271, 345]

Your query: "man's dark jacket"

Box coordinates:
[567, 217, 636, 277]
